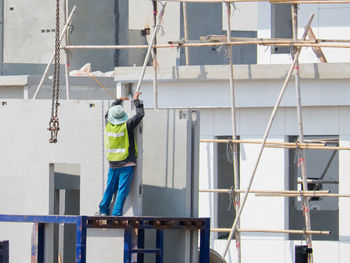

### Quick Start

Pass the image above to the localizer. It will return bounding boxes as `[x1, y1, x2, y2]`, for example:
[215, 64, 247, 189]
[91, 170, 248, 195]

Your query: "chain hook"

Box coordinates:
[48, 117, 60, 143]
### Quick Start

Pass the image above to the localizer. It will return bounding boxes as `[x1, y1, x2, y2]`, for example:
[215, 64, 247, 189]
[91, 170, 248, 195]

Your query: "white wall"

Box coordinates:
[0, 100, 140, 262]
[258, 2, 350, 64]
[4, 0, 58, 64]
[199, 105, 349, 262]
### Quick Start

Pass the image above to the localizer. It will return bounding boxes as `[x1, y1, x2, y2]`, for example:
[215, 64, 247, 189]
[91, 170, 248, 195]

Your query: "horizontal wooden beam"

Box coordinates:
[200, 139, 348, 150]
[166, 0, 350, 4]
[63, 40, 350, 50]
[199, 189, 330, 195]
[211, 228, 330, 235]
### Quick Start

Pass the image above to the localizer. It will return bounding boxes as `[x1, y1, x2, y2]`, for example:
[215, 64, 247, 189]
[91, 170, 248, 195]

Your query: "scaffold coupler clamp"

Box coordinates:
[48, 116, 60, 143]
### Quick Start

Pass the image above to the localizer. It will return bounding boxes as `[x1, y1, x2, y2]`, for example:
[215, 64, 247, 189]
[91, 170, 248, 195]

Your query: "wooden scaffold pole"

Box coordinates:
[221, 14, 315, 258]
[152, 0, 159, 109]
[292, 4, 313, 262]
[63, 0, 70, 100]
[225, 2, 241, 262]
[182, 1, 190, 65]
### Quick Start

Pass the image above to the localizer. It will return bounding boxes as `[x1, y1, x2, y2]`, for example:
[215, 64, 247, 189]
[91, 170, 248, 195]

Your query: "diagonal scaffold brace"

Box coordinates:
[221, 13, 315, 258]
[135, 1, 167, 94]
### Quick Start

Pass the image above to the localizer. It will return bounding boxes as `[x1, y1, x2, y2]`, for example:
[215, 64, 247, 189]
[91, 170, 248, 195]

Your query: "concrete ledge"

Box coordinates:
[114, 63, 350, 82]
[0, 75, 29, 86]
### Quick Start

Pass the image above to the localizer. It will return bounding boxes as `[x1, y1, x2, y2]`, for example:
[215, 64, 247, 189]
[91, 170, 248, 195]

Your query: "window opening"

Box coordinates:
[216, 136, 239, 239]
[271, 4, 292, 54]
[288, 136, 339, 241]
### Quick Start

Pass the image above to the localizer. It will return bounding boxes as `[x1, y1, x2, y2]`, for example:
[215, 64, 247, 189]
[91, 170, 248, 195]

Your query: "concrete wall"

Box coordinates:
[0, 97, 199, 262]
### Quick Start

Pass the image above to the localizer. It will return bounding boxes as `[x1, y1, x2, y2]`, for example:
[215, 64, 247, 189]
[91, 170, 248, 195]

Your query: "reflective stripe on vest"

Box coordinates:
[106, 148, 126, 154]
[105, 122, 129, 161]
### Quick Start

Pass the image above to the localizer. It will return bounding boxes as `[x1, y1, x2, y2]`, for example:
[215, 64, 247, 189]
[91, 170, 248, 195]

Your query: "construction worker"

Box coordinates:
[97, 91, 144, 216]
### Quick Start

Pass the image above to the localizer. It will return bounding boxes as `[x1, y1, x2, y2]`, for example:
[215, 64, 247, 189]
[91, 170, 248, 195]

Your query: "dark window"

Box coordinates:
[289, 136, 339, 241]
[0, 240, 9, 263]
[217, 136, 239, 239]
[179, 3, 257, 65]
[271, 4, 292, 54]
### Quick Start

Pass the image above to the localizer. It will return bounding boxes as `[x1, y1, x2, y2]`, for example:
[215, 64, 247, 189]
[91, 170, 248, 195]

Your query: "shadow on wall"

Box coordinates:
[142, 185, 187, 217]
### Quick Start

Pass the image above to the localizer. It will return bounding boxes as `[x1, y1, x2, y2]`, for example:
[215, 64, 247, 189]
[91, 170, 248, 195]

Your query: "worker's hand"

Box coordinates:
[132, 92, 142, 100]
[119, 96, 130, 101]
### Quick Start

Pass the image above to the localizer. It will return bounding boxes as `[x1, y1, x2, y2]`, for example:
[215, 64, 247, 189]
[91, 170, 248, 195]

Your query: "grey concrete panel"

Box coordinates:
[0, 86, 24, 99]
[127, 30, 149, 67]
[142, 109, 190, 204]
[142, 185, 187, 217]
[115, 0, 128, 66]
[2, 63, 54, 76]
[54, 173, 80, 190]
[68, 0, 115, 72]
[141, 109, 200, 263]
[27, 85, 117, 100]
[179, 3, 257, 65]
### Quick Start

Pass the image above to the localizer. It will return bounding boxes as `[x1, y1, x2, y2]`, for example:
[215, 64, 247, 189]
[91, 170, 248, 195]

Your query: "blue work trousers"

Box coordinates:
[99, 166, 134, 216]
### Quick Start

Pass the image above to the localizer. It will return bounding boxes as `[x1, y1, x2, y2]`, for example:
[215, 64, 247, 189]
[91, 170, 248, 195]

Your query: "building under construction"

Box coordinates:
[0, 0, 350, 262]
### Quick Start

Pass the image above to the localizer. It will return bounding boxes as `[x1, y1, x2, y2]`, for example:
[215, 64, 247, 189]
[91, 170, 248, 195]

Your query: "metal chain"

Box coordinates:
[48, 0, 61, 143]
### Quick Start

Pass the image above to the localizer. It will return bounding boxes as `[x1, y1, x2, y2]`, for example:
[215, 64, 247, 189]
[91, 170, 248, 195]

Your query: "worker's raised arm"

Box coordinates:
[128, 92, 144, 129]
[111, 96, 129, 106]
[132, 92, 142, 101]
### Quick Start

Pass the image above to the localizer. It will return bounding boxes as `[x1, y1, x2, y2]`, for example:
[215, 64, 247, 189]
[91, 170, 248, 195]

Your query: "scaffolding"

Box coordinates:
[32, 0, 350, 262]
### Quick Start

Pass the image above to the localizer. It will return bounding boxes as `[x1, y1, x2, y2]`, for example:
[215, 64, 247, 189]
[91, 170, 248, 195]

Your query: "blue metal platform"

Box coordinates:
[0, 214, 210, 263]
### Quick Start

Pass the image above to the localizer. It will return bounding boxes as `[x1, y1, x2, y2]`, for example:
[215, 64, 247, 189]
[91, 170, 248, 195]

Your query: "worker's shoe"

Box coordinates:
[95, 211, 108, 216]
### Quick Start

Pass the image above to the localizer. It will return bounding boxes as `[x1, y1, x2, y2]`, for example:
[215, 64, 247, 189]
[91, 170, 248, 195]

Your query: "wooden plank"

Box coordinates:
[308, 27, 327, 63]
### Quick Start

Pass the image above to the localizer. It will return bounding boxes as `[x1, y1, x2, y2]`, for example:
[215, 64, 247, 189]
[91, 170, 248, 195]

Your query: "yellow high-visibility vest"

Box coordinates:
[105, 122, 129, 161]
[105, 122, 138, 161]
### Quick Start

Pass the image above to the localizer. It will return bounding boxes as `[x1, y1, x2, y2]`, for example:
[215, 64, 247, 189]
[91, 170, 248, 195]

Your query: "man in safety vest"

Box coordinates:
[98, 91, 144, 216]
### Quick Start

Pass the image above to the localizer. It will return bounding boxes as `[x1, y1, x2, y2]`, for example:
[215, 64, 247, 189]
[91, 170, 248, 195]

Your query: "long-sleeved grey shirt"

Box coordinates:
[105, 98, 144, 168]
